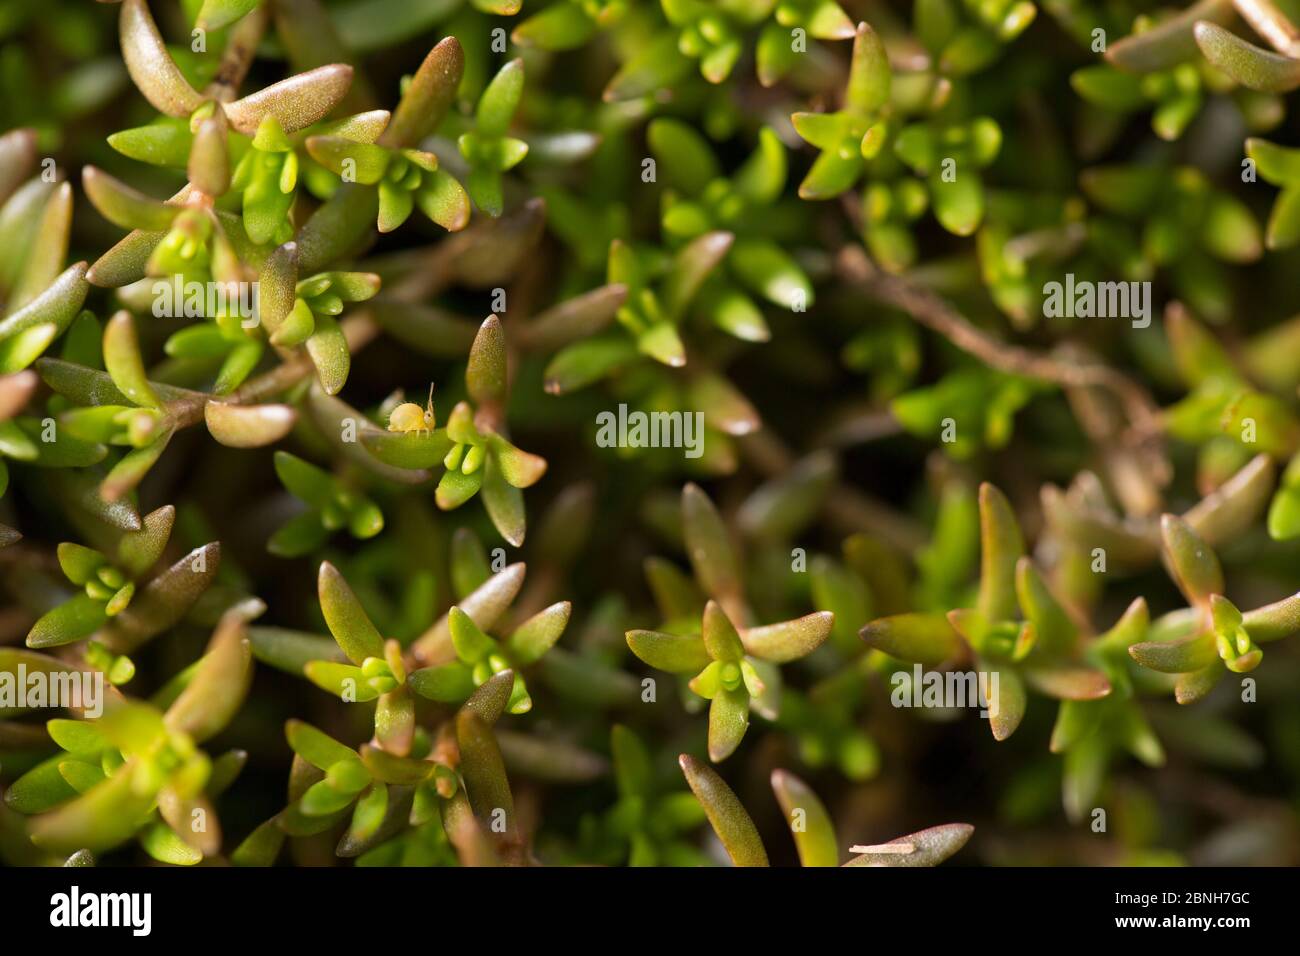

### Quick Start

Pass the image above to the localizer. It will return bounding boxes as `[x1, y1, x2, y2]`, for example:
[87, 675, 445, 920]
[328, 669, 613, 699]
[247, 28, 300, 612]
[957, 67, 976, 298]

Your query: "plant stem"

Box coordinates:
[835, 245, 1166, 446]
[166, 311, 380, 427]
[205, 5, 269, 102]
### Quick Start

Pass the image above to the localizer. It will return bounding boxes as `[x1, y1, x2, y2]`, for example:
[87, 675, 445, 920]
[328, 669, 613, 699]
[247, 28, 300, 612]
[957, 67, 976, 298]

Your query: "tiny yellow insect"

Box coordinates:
[387, 384, 435, 434]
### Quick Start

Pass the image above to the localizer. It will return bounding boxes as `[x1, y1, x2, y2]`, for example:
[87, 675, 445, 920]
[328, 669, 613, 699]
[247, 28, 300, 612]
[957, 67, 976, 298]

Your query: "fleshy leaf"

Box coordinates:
[678, 754, 768, 866]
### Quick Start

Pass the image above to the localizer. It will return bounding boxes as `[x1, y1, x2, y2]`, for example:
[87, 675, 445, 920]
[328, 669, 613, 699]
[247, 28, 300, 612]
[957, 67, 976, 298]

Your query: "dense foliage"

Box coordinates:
[2, 0, 1300, 867]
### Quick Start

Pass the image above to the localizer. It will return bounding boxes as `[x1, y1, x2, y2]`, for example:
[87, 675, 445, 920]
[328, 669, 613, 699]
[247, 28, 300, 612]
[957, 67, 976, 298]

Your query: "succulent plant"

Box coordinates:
[3, 0, 1300, 877]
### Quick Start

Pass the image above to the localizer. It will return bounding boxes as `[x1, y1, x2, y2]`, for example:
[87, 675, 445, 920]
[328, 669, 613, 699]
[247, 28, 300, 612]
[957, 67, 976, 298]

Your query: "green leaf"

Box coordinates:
[467, 315, 507, 407]
[232, 818, 286, 867]
[1175, 659, 1226, 704]
[929, 169, 984, 236]
[1242, 590, 1300, 642]
[27, 595, 109, 649]
[375, 685, 415, 755]
[512, 3, 597, 50]
[248, 626, 344, 675]
[702, 600, 746, 663]
[29, 762, 156, 853]
[412, 563, 524, 664]
[488, 434, 547, 489]
[771, 769, 838, 866]
[204, 401, 296, 448]
[518, 284, 624, 352]
[730, 238, 812, 310]
[1070, 65, 1147, 111]
[305, 136, 391, 184]
[682, 482, 743, 607]
[102, 312, 159, 409]
[0, 263, 90, 342]
[273, 451, 336, 507]
[1245, 138, 1300, 185]
[415, 171, 471, 232]
[982, 659, 1026, 741]
[739, 452, 835, 542]
[477, 59, 525, 139]
[117, 504, 175, 578]
[361, 427, 454, 470]
[662, 231, 733, 320]
[1160, 514, 1223, 606]
[756, 21, 800, 87]
[304, 660, 379, 701]
[1023, 666, 1111, 701]
[733, 127, 786, 204]
[1194, 20, 1300, 93]
[98, 544, 221, 654]
[409, 661, 475, 702]
[382, 38, 464, 149]
[846, 22, 891, 113]
[164, 609, 254, 743]
[436, 465, 484, 510]
[647, 119, 720, 197]
[119, 0, 204, 117]
[213, 340, 266, 395]
[707, 687, 750, 762]
[859, 612, 960, 665]
[741, 611, 833, 663]
[189, 111, 231, 197]
[678, 754, 768, 866]
[542, 334, 638, 393]
[456, 710, 514, 826]
[306, 314, 350, 396]
[798, 149, 862, 200]
[507, 601, 571, 665]
[197, 0, 261, 31]
[977, 483, 1023, 622]
[636, 320, 686, 367]
[625, 629, 711, 673]
[1015, 558, 1076, 657]
[462, 668, 516, 726]
[139, 820, 202, 865]
[82, 168, 180, 233]
[449, 606, 496, 663]
[0, 327, 56, 374]
[47, 718, 110, 756]
[358, 745, 434, 786]
[108, 119, 193, 167]
[603, 32, 692, 102]
[5, 757, 79, 813]
[1129, 631, 1217, 673]
[286, 719, 358, 771]
[300, 779, 361, 816]
[611, 724, 653, 798]
[318, 561, 385, 664]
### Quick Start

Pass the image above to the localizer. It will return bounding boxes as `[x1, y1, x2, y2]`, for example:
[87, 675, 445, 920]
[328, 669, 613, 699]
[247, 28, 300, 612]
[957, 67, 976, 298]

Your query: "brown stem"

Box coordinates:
[166, 311, 380, 427]
[835, 246, 1168, 467]
[204, 6, 269, 102]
